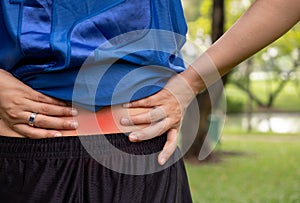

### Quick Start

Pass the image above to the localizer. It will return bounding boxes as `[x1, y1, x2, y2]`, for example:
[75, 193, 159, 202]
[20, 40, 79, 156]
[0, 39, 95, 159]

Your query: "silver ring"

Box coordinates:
[28, 112, 37, 127]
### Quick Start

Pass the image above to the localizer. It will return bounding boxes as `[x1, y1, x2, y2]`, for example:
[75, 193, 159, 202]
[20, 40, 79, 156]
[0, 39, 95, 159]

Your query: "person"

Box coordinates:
[121, 0, 300, 163]
[0, 0, 192, 202]
[0, 0, 299, 202]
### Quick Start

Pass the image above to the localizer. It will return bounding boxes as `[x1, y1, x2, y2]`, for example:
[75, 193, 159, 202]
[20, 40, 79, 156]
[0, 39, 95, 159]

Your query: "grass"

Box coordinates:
[185, 135, 300, 203]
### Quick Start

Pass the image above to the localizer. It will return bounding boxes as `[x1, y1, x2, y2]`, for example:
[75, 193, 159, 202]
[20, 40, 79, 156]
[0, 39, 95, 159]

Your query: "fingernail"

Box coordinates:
[69, 120, 78, 129]
[70, 109, 78, 116]
[123, 103, 131, 108]
[129, 134, 138, 142]
[58, 101, 67, 106]
[54, 132, 62, 137]
[159, 157, 167, 165]
[120, 118, 130, 125]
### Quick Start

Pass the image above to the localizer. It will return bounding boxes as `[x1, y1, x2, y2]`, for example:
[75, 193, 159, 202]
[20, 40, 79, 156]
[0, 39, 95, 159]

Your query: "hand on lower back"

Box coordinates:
[0, 69, 78, 138]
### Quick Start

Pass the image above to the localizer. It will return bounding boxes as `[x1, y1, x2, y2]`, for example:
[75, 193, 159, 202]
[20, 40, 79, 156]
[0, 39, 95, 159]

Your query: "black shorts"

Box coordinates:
[0, 134, 192, 203]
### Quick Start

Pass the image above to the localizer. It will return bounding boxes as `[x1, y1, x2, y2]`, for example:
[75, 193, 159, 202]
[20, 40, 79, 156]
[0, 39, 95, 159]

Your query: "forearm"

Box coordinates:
[183, 0, 300, 94]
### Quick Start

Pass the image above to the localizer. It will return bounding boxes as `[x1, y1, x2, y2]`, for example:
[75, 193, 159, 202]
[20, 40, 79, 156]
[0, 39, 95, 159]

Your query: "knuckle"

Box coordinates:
[21, 130, 37, 139]
[150, 112, 161, 122]
[63, 108, 71, 116]
[12, 98, 23, 106]
[6, 109, 19, 120]
[144, 99, 152, 107]
[174, 115, 181, 122]
[169, 118, 180, 128]
[132, 114, 148, 124]
[138, 133, 149, 141]
[40, 105, 51, 114]
[32, 130, 53, 139]
[130, 116, 137, 124]
[36, 94, 46, 102]
[130, 101, 138, 107]
[163, 119, 171, 127]
[149, 113, 156, 122]
[156, 125, 165, 134]
[62, 120, 71, 129]
[170, 111, 182, 122]
[159, 107, 167, 118]
[24, 133, 35, 139]
[36, 118, 48, 127]
[10, 124, 20, 132]
[138, 129, 149, 136]
[163, 147, 172, 156]
[44, 131, 55, 138]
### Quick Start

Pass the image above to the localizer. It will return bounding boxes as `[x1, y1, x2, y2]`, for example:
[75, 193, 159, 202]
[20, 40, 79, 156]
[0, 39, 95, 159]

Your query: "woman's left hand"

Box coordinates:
[121, 72, 199, 165]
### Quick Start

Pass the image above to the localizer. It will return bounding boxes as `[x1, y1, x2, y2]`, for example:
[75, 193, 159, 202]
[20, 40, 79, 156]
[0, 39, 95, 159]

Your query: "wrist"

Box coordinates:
[180, 68, 205, 95]
[181, 52, 222, 95]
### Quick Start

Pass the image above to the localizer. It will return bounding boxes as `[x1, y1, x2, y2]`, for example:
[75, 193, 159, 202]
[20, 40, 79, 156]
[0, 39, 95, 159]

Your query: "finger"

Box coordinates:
[27, 90, 67, 106]
[13, 124, 63, 139]
[26, 113, 78, 130]
[128, 119, 170, 142]
[24, 100, 77, 117]
[123, 96, 157, 108]
[158, 128, 178, 165]
[121, 107, 166, 126]
[6, 111, 78, 131]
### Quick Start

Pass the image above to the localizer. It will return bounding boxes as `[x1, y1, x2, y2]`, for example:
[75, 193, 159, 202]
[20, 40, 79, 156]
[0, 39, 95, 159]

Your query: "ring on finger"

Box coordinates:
[28, 112, 38, 127]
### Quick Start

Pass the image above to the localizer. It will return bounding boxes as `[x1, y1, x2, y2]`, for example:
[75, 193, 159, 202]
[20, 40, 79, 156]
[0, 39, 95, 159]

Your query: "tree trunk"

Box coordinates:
[182, 0, 225, 162]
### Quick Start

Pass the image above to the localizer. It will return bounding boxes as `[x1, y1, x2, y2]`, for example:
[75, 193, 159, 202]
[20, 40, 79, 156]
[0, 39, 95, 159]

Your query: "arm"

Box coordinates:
[0, 69, 78, 138]
[184, 0, 300, 94]
[122, 0, 300, 165]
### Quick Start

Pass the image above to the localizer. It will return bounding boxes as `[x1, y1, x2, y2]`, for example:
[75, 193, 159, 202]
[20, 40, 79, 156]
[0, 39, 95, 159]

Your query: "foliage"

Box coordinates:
[184, 0, 300, 112]
[225, 80, 300, 112]
[184, 0, 212, 42]
[225, 2, 300, 111]
[226, 95, 245, 113]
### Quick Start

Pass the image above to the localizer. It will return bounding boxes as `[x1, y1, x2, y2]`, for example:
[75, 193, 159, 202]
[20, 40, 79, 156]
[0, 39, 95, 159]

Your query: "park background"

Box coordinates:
[181, 0, 300, 202]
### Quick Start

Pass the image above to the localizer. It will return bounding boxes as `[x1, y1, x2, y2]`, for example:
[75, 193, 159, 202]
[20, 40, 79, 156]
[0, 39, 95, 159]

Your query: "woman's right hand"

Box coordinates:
[0, 69, 78, 138]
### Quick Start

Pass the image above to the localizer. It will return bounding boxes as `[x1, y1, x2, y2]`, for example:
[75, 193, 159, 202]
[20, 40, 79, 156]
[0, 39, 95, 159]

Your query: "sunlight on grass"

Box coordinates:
[185, 135, 300, 203]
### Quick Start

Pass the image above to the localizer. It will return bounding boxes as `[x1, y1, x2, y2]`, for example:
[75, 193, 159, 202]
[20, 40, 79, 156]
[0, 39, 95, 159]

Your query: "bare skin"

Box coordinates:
[0, 69, 78, 138]
[122, 0, 300, 165]
[1, 0, 299, 165]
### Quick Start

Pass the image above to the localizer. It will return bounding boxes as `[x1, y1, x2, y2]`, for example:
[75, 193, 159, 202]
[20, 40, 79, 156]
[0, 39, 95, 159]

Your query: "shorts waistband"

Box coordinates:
[0, 134, 167, 159]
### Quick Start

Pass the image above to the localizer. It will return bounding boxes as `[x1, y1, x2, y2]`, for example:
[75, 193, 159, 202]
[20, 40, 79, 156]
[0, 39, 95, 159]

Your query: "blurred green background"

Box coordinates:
[181, 0, 300, 202]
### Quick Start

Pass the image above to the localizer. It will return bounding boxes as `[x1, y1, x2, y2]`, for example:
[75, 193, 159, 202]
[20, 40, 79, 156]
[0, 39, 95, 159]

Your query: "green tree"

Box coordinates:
[182, 0, 226, 162]
[229, 24, 300, 111]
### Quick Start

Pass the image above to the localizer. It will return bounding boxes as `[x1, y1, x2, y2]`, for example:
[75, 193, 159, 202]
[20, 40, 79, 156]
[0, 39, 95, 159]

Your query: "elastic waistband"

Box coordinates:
[0, 134, 166, 159]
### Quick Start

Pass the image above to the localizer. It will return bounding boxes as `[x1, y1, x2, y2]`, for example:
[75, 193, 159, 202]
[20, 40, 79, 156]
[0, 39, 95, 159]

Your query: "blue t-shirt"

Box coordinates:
[0, 0, 187, 111]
